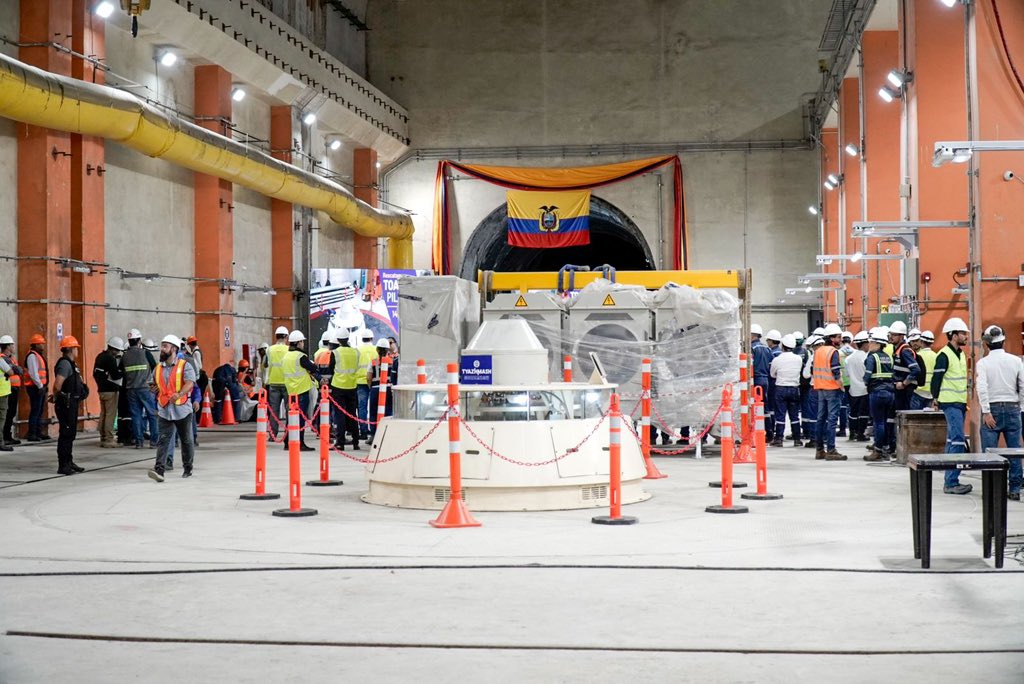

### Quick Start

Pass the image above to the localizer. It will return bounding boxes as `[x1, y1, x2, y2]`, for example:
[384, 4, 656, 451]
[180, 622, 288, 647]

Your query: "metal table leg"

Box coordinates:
[910, 468, 921, 559]
[983, 470, 993, 559]
[996, 468, 1007, 569]
[920, 470, 933, 569]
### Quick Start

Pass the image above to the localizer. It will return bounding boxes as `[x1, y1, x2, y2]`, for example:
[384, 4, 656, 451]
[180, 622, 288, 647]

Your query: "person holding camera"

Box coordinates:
[50, 336, 88, 475]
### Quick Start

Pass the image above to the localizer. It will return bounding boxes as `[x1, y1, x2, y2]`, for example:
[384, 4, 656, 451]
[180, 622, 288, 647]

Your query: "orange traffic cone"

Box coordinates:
[198, 390, 214, 428]
[220, 389, 237, 426]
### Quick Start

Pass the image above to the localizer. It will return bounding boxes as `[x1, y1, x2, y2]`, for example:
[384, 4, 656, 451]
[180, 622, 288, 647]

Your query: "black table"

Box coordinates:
[908, 453, 1008, 569]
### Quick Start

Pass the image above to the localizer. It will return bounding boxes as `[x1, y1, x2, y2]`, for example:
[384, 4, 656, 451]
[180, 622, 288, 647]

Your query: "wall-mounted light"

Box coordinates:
[932, 140, 1024, 167]
[886, 70, 913, 89]
[157, 49, 178, 67]
[939, 0, 959, 7]
[328, 138, 342, 151]
[816, 252, 912, 265]
[878, 86, 898, 103]
[231, 87, 246, 102]
[823, 180, 835, 190]
[823, 173, 843, 191]
[808, 206, 819, 215]
[94, 1, 115, 18]
[302, 112, 317, 125]
[844, 143, 859, 157]
[375, 161, 381, 169]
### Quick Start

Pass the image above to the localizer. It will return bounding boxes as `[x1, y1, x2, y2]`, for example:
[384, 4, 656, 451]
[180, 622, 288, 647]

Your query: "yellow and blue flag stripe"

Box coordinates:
[506, 189, 591, 248]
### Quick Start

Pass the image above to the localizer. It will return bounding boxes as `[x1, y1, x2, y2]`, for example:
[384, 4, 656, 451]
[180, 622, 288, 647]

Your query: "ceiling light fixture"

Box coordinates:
[94, 1, 115, 18]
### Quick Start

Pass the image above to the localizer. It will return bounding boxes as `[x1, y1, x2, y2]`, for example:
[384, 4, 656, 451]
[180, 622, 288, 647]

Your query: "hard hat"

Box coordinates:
[870, 328, 888, 344]
[162, 334, 183, 349]
[288, 330, 306, 343]
[781, 334, 796, 349]
[853, 330, 870, 343]
[320, 332, 331, 345]
[186, 336, 198, 345]
[29, 333, 45, 345]
[878, 326, 890, 337]
[258, 342, 269, 350]
[793, 330, 805, 341]
[907, 330, 921, 342]
[376, 338, 390, 350]
[942, 317, 969, 334]
[333, 331, 348, 344]
[0, 335, 13, 345]
[143, 338, 158, 351]
[750, 323, 763, 336]
[238, 359, 250, 369]
[59, 335, 80, 350]
[823, 323, 843, 337]
[806, 335, 822, 346]
[127, 328, 141, 340]
[765, 329, 782, 343]
[920, 330, 935, 343]
[982, 325, 1006, 344]
[889, 321, 908, 335]
[360, 329, 374, 340]
[107, 336, 126, 351]
[841, 330, 853, 341]
[274, 326, 289, 336]
[812, 327, 825, 336]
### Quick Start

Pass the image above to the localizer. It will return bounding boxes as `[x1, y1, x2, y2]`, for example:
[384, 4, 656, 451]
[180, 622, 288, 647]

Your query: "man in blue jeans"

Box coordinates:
[975, 324, 1024, 500]
[931, 318, 972, 495]
[811, 324, 846, 460]
[122, 331, 159, 448]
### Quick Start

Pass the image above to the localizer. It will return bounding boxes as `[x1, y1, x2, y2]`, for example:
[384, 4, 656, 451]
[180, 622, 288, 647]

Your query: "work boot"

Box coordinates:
[26, 433, 40, 442]
[182, 467, 193, 478]
[943, 483, 972, 495]
[836, 429, 847, 437]
[57, 466, 77, 475]
[299, 444, 315, 452]
[824, 449, 847, 461]
[147, 468, 165, 483]
[1009, 491, 1020, 501]
[5, 437, 21, 445]
[0, 444, 12, 452]
[792, 439, 803, 447]
[69, 462, 85, 473]
[769, 438, 784, 448]
[815, 448, 826, 460]
[804, 441, 817, 449]
[863, 448, 887, 462]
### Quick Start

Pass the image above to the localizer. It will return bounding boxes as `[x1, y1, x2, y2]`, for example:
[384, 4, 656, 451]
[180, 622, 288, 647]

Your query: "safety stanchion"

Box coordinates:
[240, 390, 280, 501]
[734, 352, 755, 463]
[563, 355, 573, 382]
[639, 358, 667, 480]
[375, 357, 391, 427]
[198, 389, 214, 428]
[416, 358, 427, 385]
[430, 363, 481, 528]
[706, 385, 749, 514]
[593, 393, 638, 525]
[742, 390, 783, 501]
[273, 396, 318, 517]
[307, 385, 343, 487]
[220, 389, 238, 426]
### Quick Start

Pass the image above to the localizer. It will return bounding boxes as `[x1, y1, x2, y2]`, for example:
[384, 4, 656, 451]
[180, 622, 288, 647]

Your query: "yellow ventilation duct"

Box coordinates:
[0, 51, 414, 267]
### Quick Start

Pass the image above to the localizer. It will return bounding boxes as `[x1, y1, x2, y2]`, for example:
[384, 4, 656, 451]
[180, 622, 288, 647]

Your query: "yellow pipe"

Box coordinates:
[0, 52, 414, 267]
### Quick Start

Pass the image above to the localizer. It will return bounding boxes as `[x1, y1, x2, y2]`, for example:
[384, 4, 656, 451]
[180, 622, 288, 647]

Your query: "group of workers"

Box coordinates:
[753, 317, 1023, 499]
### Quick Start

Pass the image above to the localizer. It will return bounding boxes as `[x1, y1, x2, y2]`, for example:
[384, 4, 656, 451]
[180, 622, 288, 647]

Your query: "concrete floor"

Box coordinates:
[0, 426, 1022, 683]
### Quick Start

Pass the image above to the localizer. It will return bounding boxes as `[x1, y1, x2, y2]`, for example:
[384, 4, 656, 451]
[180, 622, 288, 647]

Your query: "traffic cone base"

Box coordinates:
[272, 507, 318, 517]
[240, 492, 281, 501]
[733, 442, 756, 463]
[741, 492, 784, 501]
[709, 480, 747, 488]
[429, 498, 481, 528]
[220, 392, 237, 426]
[642, 459, 668, 480]
[705, 504, 749, 514]
[306, 479, 343, 487]
[198, 391, 214, 428]
[592, 514, 639, 525]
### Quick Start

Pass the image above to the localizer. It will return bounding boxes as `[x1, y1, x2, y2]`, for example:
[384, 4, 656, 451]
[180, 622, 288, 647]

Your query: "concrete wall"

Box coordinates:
[0, 8, 19, 339]
[256, 0, 368, 77]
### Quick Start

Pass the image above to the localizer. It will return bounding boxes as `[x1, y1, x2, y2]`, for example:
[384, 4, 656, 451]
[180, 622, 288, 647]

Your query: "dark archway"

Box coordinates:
[458, 196, 656, 279]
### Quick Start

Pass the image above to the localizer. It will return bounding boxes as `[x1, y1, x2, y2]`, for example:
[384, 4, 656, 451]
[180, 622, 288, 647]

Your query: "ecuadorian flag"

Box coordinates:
[507, 189, 591, 248]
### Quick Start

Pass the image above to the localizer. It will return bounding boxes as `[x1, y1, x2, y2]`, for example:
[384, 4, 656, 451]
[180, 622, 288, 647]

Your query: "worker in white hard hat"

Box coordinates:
[769, 334, 804, 447]
[281, 330, 319, 451]
[863, 327, 896, 461]
[844, 331, 871, 442]
[0, 334, 22, 448]
[331, 330, 361, 451]
[763, 329, 783, 436]
[265, 326, 290, 440]
[93, 336, 127, 448]
[887, 320, 920, 420]
[355, 329, 379, 440]
[0, 334, 18, 452]
[750, 324, 774, 436]
[255, 342, 270, 390]
[909, 330, 937, 409]
[314, 331, 334, 382]
[931, 317, 972, 494]
[837, 331, 855, 438]
[976, 325, 1023, 500]
[799, 334, 823, 451]
[809, 323, 847, 460]
[122, 330, 159, 449]
[367, 338, 398, 439]
[146, 335, 197, 483]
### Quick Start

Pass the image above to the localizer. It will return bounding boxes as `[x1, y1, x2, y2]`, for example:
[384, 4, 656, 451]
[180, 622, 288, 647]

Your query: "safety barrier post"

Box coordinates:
[706, 385, 749, 514]
[375, 357, 391, 427]
[430, 363, 481, 528]
[734, 352, 755, 463]
[563, 355, 573, 382]
[307, 385, 343, 487]
[593, 393, 639, 525]
[742, 389, 783, 501]
[273, 396, 318, 517]
[240, 390, 280, 501]
[417, 358, 427, 385]
[639, 358, 666, 480]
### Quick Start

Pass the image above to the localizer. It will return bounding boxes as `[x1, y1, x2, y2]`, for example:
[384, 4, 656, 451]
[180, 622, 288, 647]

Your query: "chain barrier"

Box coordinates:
[459, 412, 608, 468]
[619, 382, 729, 402]
[327, 409, 450, 465]
[325, 390, 381, 426]
[628, 400, 724, 455]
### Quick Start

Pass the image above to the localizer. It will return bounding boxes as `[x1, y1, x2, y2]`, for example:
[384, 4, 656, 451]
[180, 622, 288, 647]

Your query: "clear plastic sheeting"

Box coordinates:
[397, 275, 480, 384]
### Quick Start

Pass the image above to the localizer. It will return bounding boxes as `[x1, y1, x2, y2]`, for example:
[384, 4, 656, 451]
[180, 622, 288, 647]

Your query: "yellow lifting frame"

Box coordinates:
[480, 269, 746, 294]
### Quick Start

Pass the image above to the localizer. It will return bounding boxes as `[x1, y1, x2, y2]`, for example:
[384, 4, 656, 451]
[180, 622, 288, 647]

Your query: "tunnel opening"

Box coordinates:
[457, 196, 656, 280]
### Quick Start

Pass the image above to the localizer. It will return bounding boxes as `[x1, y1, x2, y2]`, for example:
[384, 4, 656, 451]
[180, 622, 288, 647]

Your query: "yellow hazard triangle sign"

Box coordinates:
[602, 294, 616, 306]
[514, 295, 528, 308]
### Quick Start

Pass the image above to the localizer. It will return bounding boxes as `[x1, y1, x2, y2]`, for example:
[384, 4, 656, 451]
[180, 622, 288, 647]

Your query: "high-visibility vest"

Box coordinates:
[314, 347, 333, 373]
[356, 344, 377, 385]
[154, 359, 189, 407]
[266, 343, 289, 385]
[282, 350, 314, 396]
[2, 353, 18, 389]
[937, 345, 968, 404]
[839, 347, 853, 387]
[331, 346, 360, 390]
[23, 350, 47, 386]
[812, 346, 842, 391]
[892, 343, 916, 381]
[915, 348, 938, 398]
[0, 365, 9, 398]
[868, 353, 893, 379]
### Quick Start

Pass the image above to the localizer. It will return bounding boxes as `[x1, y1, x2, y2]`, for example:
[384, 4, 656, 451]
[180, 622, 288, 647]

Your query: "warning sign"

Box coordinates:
[602, 294, 616, 306]
[514, 295, 528, 308]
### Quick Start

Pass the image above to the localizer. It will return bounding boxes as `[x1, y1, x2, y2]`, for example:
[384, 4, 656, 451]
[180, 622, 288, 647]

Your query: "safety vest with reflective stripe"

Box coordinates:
[891, 343, 916, 381]
[2, 353, 18, 389]
[839, 346, 853, 387]
[937, 345, 968, 404]
[282, 350, 314, 396]
[314, 347, 333, 373]
[23, 350, 47, 386]
[915, 348, 937, 399]
[154, 359, 189, 407]
[812, 346, 842, 391]
[266, 343, 289, 385]
[356, 343, 377, 385]
[0, 365, 9, 397]
[331, 346, 360, 390]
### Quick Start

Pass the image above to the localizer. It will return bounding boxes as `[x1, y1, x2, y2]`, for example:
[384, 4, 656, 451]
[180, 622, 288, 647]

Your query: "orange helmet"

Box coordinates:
[238, 359, 250, 369]
[186, 336, 198, 345]
[59, 336, 80, 350]
[29, 333, 45, 345]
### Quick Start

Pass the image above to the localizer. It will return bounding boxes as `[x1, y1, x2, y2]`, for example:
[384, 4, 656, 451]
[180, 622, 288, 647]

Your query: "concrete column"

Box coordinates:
[193, 65, 235, 369]
[820, 128, 841, 321]
[353, 147, 379, 269]
[270, 106, 295, 332]
[839, 77, 864, 329]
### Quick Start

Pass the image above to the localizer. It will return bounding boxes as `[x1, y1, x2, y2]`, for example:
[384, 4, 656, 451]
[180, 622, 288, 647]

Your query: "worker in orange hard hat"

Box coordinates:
[23, 333, 50, 441]
[50, 336, 89, 475]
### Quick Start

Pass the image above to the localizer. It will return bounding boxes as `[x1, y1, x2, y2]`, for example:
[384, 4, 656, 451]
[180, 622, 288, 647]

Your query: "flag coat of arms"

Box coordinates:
[506, 189, 591, 248]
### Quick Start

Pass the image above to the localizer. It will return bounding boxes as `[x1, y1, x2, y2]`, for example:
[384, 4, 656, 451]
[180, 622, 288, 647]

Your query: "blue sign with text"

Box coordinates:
[460, 354, 493, 385]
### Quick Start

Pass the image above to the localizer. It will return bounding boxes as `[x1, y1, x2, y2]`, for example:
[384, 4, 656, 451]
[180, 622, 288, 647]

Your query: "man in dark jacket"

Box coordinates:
[93, 336, 126, 448]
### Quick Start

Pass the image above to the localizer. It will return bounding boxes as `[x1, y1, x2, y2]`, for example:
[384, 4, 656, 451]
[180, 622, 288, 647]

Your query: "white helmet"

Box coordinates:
[889, 320, 908, 335]
[161, 334, 183, 349]
[275, 326, 289, 337]
[823, 323, 843, 337]
[288, 330, 306, 343]
[333, 331, 349, 344]
[853, 330, 869, 343]
[942, 317, 969, 334]
[877, 325, 890, 337]
[982, 324, 1006, 344]
[765, 329, 782, 343]
[360, 329, 374, 341]
[142, 338, 157, 351]
[870, 328, 888, 344]
[793, 331, 805, 341]
[907, 327, 921, 341]
[376, 338, 390, 350]
[127, 328, 142, 340]
[812, 327, 825, 336]
[751, 323, 763, 336]
[258, 342, 270, 350]
[320, 332, 331, 345]
[841, 330, 853, 341]
[920, 330, 935, 343]
[107, 336, 126, 351]
[0, 334, 13, 345]
[781, 334, 797, 349]
[806, 334, 822, 346]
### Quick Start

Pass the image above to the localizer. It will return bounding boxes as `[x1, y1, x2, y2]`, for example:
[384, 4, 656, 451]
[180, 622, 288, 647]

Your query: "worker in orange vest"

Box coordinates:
[0, 335, 22, 446]
[23, 333, 50, 441]
[237, 359, 255, 398]
[811, 323, 847, 461]
[147, 335, 197, 483]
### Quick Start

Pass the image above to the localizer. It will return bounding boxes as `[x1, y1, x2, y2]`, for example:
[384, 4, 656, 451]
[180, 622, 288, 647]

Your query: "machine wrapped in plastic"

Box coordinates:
[397, 275, 480, 384]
